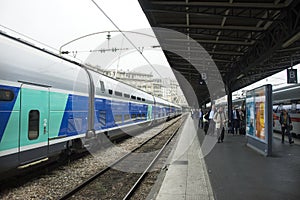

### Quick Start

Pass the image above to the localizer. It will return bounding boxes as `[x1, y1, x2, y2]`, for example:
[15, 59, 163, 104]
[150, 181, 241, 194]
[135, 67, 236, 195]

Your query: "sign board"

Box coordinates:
[287, 69, 297, 84]
[199, 73, 207, 85]
[246, 85, 272, 156]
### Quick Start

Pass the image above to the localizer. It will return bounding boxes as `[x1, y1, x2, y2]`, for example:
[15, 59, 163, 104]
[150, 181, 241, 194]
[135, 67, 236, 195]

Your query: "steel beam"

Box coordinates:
[150, 1, 292, 9]
[160, 23, 266, 32]
[165, 37, 254, 46]
[145, 8, 278, 22]
[230, 2, 300, 90]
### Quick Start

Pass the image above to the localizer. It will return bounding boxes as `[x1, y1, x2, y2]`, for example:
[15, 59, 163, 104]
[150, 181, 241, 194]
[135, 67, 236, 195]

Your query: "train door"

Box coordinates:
[19, 84, 49, 164]
[147, 105, 152, 120]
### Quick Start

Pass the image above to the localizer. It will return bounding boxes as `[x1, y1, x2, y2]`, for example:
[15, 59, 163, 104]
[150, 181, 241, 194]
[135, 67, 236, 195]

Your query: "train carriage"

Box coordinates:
[0, 31, 181, 176]
[0, 32, 91, 173]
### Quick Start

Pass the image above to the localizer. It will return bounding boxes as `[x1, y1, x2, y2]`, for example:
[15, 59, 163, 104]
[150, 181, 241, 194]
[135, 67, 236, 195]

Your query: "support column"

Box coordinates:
[227, 87, 233, 134]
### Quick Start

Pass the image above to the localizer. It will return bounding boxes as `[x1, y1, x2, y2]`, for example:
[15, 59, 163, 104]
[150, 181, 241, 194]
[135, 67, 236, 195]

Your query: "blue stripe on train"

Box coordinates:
[58, 94, 149, 137]
[58, 94, 89, 137]
[94, 98, 148, 130]
[0, 85, 20, 142]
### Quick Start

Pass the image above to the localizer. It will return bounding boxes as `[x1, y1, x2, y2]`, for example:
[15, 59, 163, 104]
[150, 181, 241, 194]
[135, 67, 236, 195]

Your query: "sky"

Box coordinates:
[1, 0, 299, 101]
[0, 0, 150, 49]
[0, 0, 175, 79]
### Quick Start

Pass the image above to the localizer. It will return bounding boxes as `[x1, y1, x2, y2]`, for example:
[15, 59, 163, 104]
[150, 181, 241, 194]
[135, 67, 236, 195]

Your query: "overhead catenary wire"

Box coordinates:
[0, 24, 85, 64]
[90, 0, 163, 78]
[61, 45, 159, 55]
[0, 24, 59, 53]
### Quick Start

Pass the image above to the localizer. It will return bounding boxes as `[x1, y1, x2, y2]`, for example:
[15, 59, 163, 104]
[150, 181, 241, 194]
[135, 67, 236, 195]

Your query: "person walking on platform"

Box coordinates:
[279, 109, 294, 144]
[208, 105, 216, 135]
[198, 108, 203, 129]
[203, 110, 209, 135]
[232, 108, 240, 134]
[191, 109, 194, 118]
[239, 109, 246, 135]
[213, 107, 226, 143]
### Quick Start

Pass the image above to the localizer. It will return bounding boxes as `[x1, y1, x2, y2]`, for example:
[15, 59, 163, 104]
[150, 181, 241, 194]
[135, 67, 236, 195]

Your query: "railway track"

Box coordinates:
[0, 150, 89, 191]
[59, 115, 185, 200]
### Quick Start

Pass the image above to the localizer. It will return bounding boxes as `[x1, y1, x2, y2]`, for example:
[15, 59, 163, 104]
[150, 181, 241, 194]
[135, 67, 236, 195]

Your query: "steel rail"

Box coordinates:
[122, 118, 183, 200]
[58, 116, 182, 200]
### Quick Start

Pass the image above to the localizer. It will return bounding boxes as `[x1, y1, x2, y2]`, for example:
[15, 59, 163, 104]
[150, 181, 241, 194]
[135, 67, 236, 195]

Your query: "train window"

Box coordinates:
[142, 113, 146, 119]
[297, 104, 300, 113]
[278, 104, 283, 112]
[283, 105, 291, 111]
[114, 115, 122, 124]
[124, 114, 130, 121]
[109, 89, 113, 95]
[99, 111, 106, 126]
[131, 95, 136, 100]
[0, 89, 14, 101]
[137, 97, 141, 101]
[28, 110, 39, 140]
[99, 81, 105, 93]
[115, 91, 122, 97]
[131, 114, 136, 119]
[291, 103, 297, 112]
[138, 113, 142, 118]
[142, 98, 145, 102]
[273, 105, 278, 112]
[124, 93, 130, 98]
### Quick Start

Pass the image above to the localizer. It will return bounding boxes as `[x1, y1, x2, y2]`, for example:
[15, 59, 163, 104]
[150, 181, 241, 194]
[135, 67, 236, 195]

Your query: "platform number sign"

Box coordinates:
[287, 69, 297, 84]
[199, 73, 207, 85]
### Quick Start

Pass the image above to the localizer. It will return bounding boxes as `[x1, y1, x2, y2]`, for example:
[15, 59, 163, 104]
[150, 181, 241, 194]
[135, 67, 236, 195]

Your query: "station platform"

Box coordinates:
[150, 114, 214, 200]
[149, 114, 300, 200]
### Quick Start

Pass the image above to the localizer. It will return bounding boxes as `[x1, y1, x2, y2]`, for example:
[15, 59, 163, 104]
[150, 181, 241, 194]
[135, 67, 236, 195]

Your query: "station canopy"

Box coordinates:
[138, 0, 300, 106]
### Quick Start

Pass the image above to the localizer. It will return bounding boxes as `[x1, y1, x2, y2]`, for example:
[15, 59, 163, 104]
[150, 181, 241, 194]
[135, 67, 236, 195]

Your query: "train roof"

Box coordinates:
[273, 84, 300, 103]
[0, 31, 90, 94]
[273, 84, 300, 93]
[0, 30, 182, 107]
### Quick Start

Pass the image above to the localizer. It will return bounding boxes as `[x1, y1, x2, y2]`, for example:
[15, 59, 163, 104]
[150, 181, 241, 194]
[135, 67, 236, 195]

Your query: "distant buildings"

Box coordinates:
[92, 67, 187, 105]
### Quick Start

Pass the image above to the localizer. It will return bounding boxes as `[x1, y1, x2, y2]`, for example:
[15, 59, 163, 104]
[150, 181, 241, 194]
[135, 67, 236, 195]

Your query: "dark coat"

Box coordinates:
[232, 109, 240, 120]
[204, 110, 210, 120]
[279, 112, 292, 126]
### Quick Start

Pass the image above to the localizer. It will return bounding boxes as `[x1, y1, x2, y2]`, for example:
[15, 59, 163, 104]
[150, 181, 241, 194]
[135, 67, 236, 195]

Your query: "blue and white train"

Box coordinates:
[0, 31, 181, 176]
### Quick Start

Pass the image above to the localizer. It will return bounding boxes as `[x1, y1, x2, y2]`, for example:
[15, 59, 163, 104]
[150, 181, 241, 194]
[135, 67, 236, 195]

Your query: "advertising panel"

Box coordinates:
[246, 91, 255, 136]
[246, 87, 267, 143]
[246, 85, 272, 156]
[255, 87, 266, 141]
